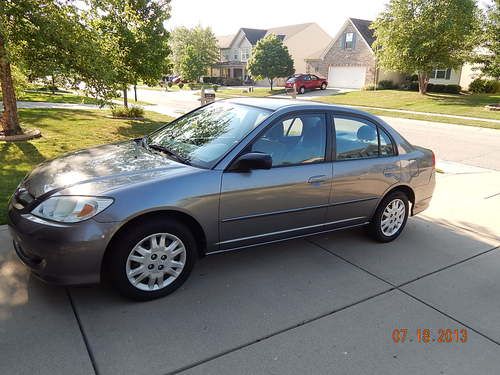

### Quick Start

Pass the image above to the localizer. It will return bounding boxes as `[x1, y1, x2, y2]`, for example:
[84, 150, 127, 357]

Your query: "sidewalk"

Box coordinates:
[1, 168, 499, 375]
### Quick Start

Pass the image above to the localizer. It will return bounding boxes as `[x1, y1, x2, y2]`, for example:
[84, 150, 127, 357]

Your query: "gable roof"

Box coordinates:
[217, 23, 320, 49]
[306, 17, 375, 60]
[349, 18, 375, 47]
[240, 28, 267, 45]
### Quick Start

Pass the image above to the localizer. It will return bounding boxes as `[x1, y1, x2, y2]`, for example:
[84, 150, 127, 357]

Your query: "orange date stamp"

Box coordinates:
[392, 327, 468, 344]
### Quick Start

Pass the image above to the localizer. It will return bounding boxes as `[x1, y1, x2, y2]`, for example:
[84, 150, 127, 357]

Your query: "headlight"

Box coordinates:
[31, 196, 113, 223]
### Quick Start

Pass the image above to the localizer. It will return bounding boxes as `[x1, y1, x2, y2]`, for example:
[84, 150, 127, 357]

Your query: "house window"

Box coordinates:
[234, 54, 238, 60]
[345, 32, 355, 49]
[431, 68, 452, 80]
[242, 48, 250, 60]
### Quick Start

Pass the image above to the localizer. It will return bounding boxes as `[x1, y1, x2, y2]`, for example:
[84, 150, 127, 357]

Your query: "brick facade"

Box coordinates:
[306, 23, 377, 87]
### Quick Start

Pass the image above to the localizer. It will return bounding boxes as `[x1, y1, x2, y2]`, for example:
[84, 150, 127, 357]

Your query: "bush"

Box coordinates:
[377, 80, 396, 89]
[202, 76, 224, 85]
[469, 78, 500, 93]
[362, 84, 376, 91]
[222, 78, 242, 86]
[402, 81, 460, 94]
[178, 82, 184, 89]
[111, 105, 144, 118]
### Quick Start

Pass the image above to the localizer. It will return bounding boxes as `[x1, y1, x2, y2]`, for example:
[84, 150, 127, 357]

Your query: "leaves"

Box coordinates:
[372, 0, 481, 75]
[247, 34, 294, 87]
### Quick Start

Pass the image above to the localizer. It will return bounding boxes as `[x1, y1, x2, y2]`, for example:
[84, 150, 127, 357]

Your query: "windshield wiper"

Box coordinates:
[148, 143, 190, 165]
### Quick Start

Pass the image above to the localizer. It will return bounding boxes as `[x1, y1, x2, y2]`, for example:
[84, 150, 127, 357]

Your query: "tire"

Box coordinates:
[369, 191, 409, 242]
[299, 86, 305, 94]
[320, 82, 327, 90]
[106, 219, 197, 301]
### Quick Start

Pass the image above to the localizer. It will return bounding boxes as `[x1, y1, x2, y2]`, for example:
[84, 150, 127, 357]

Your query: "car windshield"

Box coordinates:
[146, 102, 272, 168]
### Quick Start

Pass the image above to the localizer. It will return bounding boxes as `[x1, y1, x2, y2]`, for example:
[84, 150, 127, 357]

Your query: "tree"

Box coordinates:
[247, 34, 294, 90]
[88, 0, 172, 107]
[0, 0, 117, 136]
[371, 0, 481, 94]
[170, 25, 218, 82]
[475, 0, 499, 79]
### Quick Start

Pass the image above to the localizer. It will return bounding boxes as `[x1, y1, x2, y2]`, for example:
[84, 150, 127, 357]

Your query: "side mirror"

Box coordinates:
[230, 152, 272, 171]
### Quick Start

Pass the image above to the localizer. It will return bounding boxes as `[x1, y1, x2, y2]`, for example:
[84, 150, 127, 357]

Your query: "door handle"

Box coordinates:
[308, 175, 328, 184]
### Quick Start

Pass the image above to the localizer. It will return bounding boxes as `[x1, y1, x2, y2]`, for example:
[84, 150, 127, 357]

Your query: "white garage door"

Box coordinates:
[328, 66, 367, 89]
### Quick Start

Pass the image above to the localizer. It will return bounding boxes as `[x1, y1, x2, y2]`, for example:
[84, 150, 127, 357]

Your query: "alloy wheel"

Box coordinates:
[126, 232, 187, 291]
[380, 198, 406, 237]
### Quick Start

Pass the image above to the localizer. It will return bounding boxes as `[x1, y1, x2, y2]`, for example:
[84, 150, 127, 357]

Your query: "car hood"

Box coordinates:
[23, 141, 193, 198]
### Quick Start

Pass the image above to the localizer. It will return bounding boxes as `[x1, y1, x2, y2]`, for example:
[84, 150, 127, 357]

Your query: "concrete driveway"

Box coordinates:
[1, 164, 499, 374]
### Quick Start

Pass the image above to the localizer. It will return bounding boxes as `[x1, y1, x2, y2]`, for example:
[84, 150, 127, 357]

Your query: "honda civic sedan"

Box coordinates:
[8, 98, 435, 300]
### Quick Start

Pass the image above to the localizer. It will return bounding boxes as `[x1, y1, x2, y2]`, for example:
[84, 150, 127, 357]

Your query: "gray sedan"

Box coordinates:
[8, 98, 435, 300]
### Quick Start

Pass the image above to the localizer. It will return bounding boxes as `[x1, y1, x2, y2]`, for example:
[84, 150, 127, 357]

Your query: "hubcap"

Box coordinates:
[380, 199, 406, 237]
[126, 233, 187, 291]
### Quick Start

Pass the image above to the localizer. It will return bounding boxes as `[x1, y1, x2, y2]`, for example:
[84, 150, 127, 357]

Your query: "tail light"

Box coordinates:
[431, 151, 436, 167]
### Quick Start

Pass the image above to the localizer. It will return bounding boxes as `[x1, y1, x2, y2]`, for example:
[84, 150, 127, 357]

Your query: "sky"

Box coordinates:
[167, 0, 388, 37]
[167, 0, 493, 37]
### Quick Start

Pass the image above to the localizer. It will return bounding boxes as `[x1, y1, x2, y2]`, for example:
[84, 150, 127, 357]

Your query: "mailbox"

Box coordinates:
[200, 88, 216, 105]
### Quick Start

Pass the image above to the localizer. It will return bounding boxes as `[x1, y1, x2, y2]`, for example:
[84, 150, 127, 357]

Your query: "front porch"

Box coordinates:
[210, 62, 249, 80]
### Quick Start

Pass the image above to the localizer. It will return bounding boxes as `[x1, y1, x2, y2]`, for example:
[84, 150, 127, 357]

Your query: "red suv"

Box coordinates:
[285, 74, 328, 94]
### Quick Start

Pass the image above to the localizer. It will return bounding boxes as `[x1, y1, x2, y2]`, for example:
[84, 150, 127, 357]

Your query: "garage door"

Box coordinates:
[328, 66, 366, 89]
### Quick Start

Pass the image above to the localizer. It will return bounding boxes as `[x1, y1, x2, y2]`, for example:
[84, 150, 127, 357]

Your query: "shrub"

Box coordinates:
[202, 76, 224, 85]
[178, 82, 184, 89]
[111, 105, 144, 118]
[222, 78, 242, 86]
[442, 84, 461, 94]
[470, 78, 500, 93]
[362, 84, 376, 91]
[377, 80, 395, 89]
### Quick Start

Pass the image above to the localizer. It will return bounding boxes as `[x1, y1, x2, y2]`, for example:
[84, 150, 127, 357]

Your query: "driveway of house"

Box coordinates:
[1, 161, 499, 374]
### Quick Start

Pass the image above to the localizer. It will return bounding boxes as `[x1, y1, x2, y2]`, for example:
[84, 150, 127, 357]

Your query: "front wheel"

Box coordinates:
[107, 219, 197, 300]
[369, 191, 409, 242]
[299, 86, 305, 94]
[320, 82, 327, 90]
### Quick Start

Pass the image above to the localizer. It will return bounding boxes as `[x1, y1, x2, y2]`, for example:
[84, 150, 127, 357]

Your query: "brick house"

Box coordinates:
[306, 18, 404, 89]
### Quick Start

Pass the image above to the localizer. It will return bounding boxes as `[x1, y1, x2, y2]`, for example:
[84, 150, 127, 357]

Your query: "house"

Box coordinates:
[211, 23, 332, 85]
[306, 17, 481, 90]
[306, 18, 404, 89]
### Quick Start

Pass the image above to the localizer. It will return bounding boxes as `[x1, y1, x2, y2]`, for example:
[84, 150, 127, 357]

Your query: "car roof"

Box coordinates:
[225, 97, 358, 114]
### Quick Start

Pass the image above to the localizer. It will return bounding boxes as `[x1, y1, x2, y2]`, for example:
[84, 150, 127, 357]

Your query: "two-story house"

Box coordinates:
[211, 23, 332, 84]
[306, 17, 481, 90]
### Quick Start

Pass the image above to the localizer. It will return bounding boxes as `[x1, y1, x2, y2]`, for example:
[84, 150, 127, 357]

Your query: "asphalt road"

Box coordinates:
[131, 87, 500, 171]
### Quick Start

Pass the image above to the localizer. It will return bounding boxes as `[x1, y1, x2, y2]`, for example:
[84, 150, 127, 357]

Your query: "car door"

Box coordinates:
[219, 112, 332, 250]
[310, 75, 320, 89]
[326, 114, 401, 227]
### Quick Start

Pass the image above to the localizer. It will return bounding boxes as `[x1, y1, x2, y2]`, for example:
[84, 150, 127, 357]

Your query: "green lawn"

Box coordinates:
[15, 90, 102, 105]
[0, 108, 173, 224]
[217, 88, 286, 98]
[315, 90, 500, 121]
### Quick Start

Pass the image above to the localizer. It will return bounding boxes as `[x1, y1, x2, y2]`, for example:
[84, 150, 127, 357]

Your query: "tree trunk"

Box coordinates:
[133, 84, 137, 102]
[0, 35, 22, 136]
[123, 86, 128, 108]
[269, 78, 273, 91]
[51, 75, 56, 94]
[417, 72, 429, 94]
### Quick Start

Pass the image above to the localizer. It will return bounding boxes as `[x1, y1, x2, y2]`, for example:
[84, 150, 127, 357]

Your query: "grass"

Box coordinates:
[13, 90, 102, 105]
[0, 108, 173, 224]
[314, 90, 500, 121]
[216, 87, 286, 98]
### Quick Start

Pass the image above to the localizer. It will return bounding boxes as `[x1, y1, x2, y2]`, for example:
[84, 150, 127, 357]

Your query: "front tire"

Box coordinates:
[107, 219, 197, 301]
[320, 82, 327, 90]
[299, 86, 305, 94]
[369, 191, 409, 242]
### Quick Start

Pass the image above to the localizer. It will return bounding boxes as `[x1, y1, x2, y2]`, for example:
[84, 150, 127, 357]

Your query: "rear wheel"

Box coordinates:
[107, 219, 197, 300]
[299, 86, 305, 94]
[369, 191, 409, 242]
[320, 82, 327, 90]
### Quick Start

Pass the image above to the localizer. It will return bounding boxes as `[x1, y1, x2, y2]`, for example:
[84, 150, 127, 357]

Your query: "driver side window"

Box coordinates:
[251, 114, 326, 167]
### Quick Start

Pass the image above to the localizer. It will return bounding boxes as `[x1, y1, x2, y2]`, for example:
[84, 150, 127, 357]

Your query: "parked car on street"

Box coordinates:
[285, 74, 328, 94]
[8, 98, 435, 300]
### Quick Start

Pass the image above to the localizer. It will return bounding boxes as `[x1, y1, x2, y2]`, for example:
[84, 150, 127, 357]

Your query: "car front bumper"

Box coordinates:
[8, 202, 119, 285]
